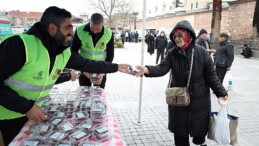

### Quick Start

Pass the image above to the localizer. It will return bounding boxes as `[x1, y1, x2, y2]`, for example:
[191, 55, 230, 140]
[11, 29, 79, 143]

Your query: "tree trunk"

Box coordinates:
[253, 0, 259, 37]
[211, 0, 222, 43]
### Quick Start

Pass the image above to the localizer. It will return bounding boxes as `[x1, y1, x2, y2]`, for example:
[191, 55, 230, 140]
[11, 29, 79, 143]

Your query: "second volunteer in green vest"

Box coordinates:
[71, 13, 114, 89]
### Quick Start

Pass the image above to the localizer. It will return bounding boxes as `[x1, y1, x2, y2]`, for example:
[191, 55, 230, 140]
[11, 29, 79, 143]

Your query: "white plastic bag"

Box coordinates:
[211, 106, 231, 145]
[223, 71, 233, 91]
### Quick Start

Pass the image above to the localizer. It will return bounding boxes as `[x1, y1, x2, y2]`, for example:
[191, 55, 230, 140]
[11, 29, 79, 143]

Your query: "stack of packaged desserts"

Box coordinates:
[22, 86, 111, 146]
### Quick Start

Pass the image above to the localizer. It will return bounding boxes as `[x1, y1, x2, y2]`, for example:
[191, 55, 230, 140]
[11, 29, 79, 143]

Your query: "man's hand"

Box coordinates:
[92, 74, 104, 85]
[227, 67, 231, 71]
[70, 70, 79, 81]
[26, 104, 46, 122]
[134, 65, 149, 77]
[207, 49, 216, 53]
[118, 64, 132, 73]
[218, 96, 228, 106]
[83, 72, 92, 79]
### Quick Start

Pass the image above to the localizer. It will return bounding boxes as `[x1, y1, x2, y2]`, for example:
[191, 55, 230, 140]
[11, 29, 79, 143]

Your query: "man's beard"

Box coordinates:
[54, 28, 70, 47]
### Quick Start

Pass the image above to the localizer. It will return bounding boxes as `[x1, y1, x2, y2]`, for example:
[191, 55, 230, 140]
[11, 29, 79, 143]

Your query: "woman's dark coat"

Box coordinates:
[145, 20, 227, 137]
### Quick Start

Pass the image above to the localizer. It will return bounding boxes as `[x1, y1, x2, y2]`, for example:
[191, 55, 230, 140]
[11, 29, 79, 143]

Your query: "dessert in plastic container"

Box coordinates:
[34, 124, 54, 135]
[92, 116, 105, 125]
[58, 122, 76, 132]
[55, 141, 74, 146]
[69, 130, 91, 144]
[41, 100, 53, 108]
[81, 100, 92, 112]
[78, 141, 101, 146]
[47, 105, 63, 114]
[48, 117, 64, 126]
[53, 111, 67, 118]
[47, 131, 67, 142]
[22, 137, 43, 146]
[80, 94, 89, 101]
[78, 122, 95, 133]
[94, 126, 112, 141]
[91, 108, 105, 118]
[74, 111, 88, 120]
[80, 87, 90, 96]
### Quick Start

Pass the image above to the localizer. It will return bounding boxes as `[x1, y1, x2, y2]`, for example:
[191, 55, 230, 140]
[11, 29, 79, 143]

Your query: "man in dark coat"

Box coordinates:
[195, 29, 215, 55]
[135, 20, 228, 146]
[145, 32, 155, 55]
[155, 31, 168, 64]
[214, 32, 234, 83]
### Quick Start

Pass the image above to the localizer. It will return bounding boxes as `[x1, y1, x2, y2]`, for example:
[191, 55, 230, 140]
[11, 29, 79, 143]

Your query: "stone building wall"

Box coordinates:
[134, 1, 256, 39]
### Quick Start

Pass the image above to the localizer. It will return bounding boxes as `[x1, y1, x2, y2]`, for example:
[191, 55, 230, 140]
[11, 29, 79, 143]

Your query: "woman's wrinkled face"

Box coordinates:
[172, 32, 185, 48]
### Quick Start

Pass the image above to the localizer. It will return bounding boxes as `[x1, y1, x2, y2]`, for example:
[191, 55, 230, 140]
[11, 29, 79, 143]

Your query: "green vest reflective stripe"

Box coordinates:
[1, 34, 71, 120]
[4, 77, 54, 91]
[77, 24, 112, 61]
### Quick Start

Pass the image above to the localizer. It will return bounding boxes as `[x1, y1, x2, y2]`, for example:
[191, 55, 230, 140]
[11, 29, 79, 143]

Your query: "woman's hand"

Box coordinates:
[134, 65, 149, 77]
[218, 96, 228, 106]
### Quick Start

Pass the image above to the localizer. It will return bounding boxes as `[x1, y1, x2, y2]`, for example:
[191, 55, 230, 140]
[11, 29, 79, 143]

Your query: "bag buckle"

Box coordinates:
[173, 96, 177, 103]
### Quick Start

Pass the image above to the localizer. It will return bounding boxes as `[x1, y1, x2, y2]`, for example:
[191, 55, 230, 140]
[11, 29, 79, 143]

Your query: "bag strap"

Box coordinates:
[167, 48, 195, 88]
[187, 48, 194, 87]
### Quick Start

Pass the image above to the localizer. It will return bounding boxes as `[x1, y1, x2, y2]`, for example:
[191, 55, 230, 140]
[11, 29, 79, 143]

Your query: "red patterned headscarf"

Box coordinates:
[172, 28, 192, 50]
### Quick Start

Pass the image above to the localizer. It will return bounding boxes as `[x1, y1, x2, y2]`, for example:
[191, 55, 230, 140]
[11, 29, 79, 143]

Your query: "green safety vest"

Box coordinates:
[77, 24, 112, 61]
[1, 34, 71, 120]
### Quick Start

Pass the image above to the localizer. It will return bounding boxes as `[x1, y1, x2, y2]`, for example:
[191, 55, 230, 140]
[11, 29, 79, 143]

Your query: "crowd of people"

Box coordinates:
[0, 5, 250, 146]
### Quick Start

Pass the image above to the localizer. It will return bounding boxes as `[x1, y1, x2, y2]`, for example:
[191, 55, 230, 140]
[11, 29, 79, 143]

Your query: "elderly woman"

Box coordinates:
[135, 20, 228, 146]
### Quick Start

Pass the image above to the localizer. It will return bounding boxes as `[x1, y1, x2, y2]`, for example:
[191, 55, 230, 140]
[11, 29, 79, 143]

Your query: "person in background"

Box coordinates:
[135, 31, 139, 43]
[165, 40, 175, 55]
[214, 32, 234, 83]
[145, 32, 155, 55]
[120, 31, 126, 45]
[125, 31, 129, 42]
[130, 31, 135, 43]
[0, 6, 130, 145]
[195, 29, 215, 55]
[71, 13, 114, 89]
[241, 43, 252, 58]
[134, 20, 228, 146]
[155, 31, 168, 64]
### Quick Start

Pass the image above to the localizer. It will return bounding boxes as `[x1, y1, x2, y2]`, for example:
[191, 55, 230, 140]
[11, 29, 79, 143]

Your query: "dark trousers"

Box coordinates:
[0, 116, 28, 145]
[174, 134, 205, 146]
[156, 49, 165, 64]
[79, 74, 107, 89]
[216, 66, 227, 83]
[121, 39, 124, 44]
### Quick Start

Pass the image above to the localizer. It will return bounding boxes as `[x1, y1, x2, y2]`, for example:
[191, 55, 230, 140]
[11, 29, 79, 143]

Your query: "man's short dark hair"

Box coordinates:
[90, 13, 104, 24]
[40, 6, 71, 28]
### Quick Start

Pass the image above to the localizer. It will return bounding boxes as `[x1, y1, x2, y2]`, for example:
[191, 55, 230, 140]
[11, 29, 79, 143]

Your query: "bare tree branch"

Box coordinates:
[87, 0, 135, 28]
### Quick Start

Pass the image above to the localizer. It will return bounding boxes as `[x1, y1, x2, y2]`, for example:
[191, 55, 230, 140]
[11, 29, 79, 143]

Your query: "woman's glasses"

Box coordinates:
[172, 33, 183, 40]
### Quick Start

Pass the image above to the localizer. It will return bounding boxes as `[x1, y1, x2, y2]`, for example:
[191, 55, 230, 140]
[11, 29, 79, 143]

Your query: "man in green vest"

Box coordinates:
[71, 13, 114, 89]
[0, 6, 130, 145]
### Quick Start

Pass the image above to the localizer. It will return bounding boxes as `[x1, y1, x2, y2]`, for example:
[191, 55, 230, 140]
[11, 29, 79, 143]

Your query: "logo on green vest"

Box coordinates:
[99, 42, 105, 49]
[52, 69, 62, 80]
[33, 71, 44, 80]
